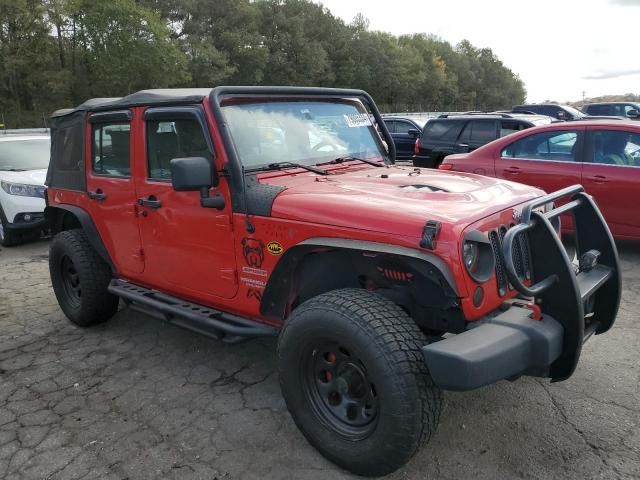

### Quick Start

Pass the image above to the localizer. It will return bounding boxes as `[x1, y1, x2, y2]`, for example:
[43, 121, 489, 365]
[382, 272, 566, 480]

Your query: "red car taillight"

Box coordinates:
[438, 163, 453, 170]
[413, 137, 420, 155]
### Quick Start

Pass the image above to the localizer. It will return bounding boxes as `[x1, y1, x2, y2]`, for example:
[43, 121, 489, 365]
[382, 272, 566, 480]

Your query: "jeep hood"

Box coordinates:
[263, 165, 543, 238]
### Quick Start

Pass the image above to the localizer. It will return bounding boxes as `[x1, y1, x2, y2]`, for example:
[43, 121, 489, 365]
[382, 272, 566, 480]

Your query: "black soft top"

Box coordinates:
[51, 89, 214, 118]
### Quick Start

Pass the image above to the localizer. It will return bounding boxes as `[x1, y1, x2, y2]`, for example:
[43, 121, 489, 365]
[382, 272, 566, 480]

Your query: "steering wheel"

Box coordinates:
[312, 141, 338, 152]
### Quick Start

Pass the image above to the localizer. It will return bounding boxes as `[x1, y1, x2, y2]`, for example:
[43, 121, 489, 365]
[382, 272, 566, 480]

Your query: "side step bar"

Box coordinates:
[108, 279, 277, 343]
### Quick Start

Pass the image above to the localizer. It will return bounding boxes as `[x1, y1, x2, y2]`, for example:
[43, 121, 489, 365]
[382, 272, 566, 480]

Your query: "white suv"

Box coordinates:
[0, 134, 50, 246]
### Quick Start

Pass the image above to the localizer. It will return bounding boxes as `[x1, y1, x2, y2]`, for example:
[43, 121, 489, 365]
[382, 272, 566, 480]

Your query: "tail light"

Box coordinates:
[413, 137, 420, 155]
[438, 163, 453, 170]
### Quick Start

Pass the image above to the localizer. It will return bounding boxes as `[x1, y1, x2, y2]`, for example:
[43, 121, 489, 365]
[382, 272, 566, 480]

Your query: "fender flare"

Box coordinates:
[260, 237, 459, 320]
[45, 205, 115, 273]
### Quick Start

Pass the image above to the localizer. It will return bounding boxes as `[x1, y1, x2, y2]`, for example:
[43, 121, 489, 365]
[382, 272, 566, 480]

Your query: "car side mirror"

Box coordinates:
[170, 157, 225, 209]
[408, 128, 420, 137]
[556, 111, 567, 120]
[627, 109, 640, 118]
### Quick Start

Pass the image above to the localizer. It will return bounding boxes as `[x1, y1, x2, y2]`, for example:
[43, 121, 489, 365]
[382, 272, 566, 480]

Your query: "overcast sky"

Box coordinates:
[316, 0, 640, 102]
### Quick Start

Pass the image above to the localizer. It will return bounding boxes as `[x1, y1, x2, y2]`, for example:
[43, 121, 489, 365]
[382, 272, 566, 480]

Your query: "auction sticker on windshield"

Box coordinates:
[344, 113, 372, 128]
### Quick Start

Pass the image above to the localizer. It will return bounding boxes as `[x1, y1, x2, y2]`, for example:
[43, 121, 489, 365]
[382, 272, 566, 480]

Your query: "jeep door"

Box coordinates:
[85, 111, 144, 275]
[133, 106, 238, 301]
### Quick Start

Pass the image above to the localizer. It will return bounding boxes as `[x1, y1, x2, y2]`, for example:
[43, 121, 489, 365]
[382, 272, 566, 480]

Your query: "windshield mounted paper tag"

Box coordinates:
[344, 113, 372, 128]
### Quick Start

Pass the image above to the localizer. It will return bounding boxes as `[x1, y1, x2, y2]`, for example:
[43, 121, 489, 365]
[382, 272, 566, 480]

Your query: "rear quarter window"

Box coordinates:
[422, 120, 463, 143]
[585, 105, 614, 116]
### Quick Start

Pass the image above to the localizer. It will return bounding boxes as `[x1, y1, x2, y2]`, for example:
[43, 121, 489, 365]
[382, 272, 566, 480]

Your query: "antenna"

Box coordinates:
[241, 164, 255, 234]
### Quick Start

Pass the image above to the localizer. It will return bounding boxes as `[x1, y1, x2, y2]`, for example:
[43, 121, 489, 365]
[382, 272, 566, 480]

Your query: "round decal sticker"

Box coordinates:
[267, 241, 284, 256]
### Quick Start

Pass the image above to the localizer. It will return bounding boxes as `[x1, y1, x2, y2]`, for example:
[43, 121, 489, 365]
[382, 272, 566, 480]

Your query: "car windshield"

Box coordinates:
[0, 138, 51, 171]
[564, 105, 586, 118]
[221, 100, 387, 169]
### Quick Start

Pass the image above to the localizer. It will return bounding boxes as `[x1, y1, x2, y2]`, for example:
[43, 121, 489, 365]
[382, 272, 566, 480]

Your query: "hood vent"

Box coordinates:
[399, 184, 448, 193]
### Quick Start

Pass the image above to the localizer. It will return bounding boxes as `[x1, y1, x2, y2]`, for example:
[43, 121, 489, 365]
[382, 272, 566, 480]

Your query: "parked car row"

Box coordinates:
[407, 112, 553, 168]
[438, 119, 640, 240]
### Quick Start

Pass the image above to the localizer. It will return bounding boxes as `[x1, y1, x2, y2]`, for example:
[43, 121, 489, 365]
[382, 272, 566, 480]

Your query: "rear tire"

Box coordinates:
[277, 289, 443, 476]
[49, 229, 119, 326]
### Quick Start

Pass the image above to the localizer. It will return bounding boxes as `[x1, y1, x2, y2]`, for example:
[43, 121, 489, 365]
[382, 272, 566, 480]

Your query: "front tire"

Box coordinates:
[0, 206, 20, 247]
[49, 229, 119, 326]
[277, 289, 443, 476]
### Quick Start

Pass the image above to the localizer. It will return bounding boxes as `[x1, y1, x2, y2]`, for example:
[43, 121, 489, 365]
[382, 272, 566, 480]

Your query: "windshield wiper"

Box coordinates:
[249, 161, 331, 176]
[322, 155, 384, 167]
[0, 168, 26, 172]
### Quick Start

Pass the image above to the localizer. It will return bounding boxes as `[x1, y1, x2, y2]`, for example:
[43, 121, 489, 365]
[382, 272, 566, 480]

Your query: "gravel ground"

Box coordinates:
[0, 239, 638, 480]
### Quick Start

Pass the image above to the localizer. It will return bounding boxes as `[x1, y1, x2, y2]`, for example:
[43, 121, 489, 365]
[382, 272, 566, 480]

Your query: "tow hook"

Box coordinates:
[578, 249, 601, 273]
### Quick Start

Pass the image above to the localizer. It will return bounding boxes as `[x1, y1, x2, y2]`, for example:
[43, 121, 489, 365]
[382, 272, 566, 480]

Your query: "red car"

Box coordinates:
[439, 120, 640, 240]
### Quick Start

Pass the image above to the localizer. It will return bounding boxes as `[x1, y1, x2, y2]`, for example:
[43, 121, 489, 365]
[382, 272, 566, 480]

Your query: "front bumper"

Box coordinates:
[424, 185, 621, 391]
[423, 305, 563, 391]
[5, 214, 48, 232]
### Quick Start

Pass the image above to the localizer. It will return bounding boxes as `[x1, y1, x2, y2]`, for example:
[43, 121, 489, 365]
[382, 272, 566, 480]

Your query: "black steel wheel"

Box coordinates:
[304, 341, 378, 440]
[278, 289, 443, 477]
[59, 255, 82, 308]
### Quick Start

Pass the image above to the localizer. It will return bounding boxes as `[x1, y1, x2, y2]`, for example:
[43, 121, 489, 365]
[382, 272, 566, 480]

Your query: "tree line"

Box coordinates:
[0, 0, 527, 128]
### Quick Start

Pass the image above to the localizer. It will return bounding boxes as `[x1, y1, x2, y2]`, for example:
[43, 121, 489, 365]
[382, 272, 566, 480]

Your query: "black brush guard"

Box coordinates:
[422, 185, 621, 390]
[502, 185, 621, 382]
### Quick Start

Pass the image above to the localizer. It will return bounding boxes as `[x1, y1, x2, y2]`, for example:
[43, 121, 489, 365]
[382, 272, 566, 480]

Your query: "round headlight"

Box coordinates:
[463, 241, 479, 272]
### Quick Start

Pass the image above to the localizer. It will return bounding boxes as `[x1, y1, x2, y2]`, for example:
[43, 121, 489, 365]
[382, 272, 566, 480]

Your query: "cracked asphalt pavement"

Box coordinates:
[0, 239, 639, 479]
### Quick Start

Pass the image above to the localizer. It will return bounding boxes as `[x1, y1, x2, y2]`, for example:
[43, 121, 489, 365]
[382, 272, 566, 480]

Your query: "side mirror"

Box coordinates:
[627, 109, 640, 118]
[556, 111, 567, 120]
[408, 128, 420, 137]
[170, 157, 224, 210]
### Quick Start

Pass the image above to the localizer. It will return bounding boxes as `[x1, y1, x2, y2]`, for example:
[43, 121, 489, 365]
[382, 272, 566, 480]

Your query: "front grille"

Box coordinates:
[489, 225, 532, 296]
[489, 231, 507, 296]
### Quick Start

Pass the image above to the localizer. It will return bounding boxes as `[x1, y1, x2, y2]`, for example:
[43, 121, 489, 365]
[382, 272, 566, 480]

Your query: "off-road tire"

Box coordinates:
[277, 288, 443, 477]
[0, 206, 20, 247]
[49, 229, 119, 326]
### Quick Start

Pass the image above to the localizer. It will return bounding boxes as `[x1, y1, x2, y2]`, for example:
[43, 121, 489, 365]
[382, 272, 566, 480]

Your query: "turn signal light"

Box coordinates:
[438, 163, 453, 170]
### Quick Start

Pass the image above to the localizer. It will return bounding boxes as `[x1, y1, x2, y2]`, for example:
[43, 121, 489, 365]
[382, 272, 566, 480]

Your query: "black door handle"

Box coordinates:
[137, 196, 162, 210]
[87, 189, 106, 201]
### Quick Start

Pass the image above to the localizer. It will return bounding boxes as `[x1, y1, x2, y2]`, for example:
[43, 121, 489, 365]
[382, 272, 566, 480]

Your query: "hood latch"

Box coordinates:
[420, 220, 441, 250]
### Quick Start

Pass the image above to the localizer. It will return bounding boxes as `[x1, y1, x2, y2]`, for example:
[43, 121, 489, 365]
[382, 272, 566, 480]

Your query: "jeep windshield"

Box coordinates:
[221, 100, 388, 171]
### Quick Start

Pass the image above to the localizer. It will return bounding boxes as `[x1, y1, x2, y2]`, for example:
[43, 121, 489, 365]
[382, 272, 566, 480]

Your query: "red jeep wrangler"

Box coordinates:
[44, 87, 621, 476]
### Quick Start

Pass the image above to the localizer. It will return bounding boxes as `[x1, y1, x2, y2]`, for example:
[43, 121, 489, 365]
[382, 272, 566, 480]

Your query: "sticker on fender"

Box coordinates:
[267, 241, 284, 255]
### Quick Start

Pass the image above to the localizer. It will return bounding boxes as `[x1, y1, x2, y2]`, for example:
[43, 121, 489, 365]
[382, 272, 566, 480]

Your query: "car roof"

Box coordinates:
[583, 101, 640, 106]
[433, 113, 549, 123]
[516, 103, 564, 107]
[555, 119, 640, 128]
[0, 134, 50, 142]
[382, 116, 427, 127]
